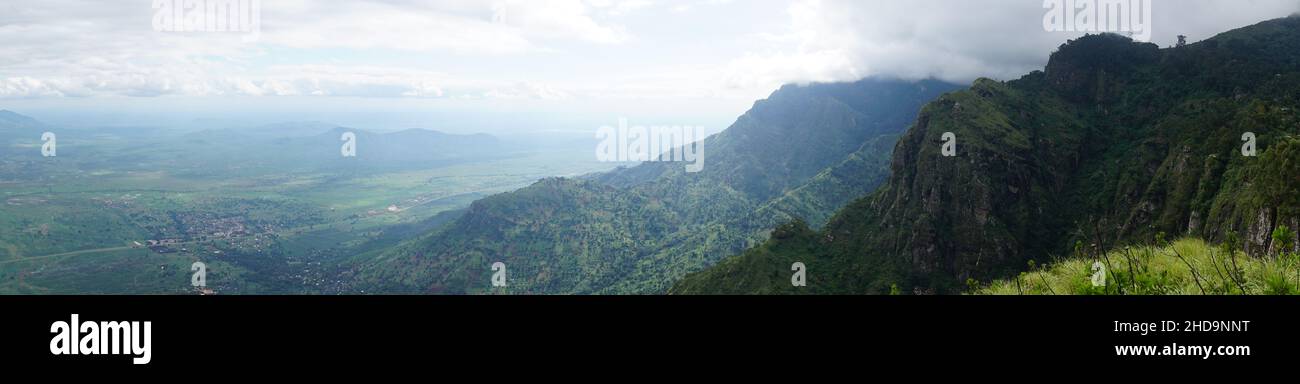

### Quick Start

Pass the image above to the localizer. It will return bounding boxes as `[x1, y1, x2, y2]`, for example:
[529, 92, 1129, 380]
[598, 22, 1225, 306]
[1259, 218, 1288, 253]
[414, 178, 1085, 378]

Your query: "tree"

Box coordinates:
[1251, 137, 1300, 251]
[1177, 35, 1188, 47]
[1273, 224, 1296, 257]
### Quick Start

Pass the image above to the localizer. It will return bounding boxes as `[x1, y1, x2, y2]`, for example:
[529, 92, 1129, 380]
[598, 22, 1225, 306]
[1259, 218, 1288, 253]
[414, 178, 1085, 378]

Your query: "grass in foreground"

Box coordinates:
[973, 237, 1300, 295]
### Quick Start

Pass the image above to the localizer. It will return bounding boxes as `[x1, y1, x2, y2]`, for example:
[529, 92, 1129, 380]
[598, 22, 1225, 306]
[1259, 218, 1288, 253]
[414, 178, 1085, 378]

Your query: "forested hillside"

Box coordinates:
[351, 79, 962, 294]
[674, 16, 1300, 294]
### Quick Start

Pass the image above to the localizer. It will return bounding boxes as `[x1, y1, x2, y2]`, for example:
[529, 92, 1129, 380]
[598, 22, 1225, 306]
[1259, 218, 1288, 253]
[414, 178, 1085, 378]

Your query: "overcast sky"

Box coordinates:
[2, 0, 1298, 134]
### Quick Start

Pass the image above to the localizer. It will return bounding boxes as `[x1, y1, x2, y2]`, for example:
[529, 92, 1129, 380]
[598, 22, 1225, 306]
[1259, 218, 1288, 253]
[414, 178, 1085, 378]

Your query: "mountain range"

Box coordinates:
[349, 78, 962, 294]
[10, 16, 1300, 296]
[673, 15, 1300, 294]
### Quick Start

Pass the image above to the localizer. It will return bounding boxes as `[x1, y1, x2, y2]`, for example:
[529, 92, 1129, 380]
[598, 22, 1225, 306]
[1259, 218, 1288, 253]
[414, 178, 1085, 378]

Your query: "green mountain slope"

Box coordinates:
[673, 16, 1300, 295]
[351, 78, 962, 294]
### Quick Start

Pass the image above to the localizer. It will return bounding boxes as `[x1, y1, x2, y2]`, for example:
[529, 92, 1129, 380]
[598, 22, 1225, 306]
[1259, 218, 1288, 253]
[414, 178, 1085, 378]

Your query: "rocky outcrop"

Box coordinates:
[675, 17, 1300, 294]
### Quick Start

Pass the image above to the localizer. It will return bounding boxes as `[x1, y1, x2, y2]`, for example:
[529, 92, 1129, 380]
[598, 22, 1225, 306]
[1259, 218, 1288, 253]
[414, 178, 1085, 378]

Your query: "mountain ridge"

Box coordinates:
[673, 16, 1300, 294]
[351, 78, 963, 294]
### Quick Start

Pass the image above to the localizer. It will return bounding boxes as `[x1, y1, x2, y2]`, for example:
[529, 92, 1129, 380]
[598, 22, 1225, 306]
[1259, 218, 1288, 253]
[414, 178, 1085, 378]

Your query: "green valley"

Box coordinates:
[1, 117, 617, 294]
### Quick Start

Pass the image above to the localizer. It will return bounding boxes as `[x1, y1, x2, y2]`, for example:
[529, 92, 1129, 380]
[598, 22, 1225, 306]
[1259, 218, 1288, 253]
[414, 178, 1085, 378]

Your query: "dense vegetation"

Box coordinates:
[9, 16, 1300, 296]
[351, 79, 962, 294]
[675, 16, 1300, 295]
[975, 230, 1299, 295]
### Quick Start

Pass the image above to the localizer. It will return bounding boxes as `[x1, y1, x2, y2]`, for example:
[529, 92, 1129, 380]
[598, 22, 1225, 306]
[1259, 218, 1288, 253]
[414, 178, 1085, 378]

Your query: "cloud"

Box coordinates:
[3, 0, 1298, 103]
[723, 0, 1300, 89]
[588, 0, 657, 16]
[0, 77, 72, 98]
[262, 2, 539, 54]
[1, 62, 495, 99]
[254, 0, 632, 53]
[491, 0, 631, 44]
[480, 82, 572, 100]
[0, 0, 631, 98]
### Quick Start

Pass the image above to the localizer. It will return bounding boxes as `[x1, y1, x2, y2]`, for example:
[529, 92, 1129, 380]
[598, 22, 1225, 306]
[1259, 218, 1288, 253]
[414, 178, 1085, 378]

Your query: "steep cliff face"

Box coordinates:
[848, 78, 1088, 287]
[674, 16, 1300, 294]
[352, 78, 962, 294]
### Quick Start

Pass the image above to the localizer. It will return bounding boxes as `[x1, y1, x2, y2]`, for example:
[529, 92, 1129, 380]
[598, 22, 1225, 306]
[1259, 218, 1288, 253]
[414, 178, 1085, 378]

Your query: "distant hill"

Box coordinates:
[0, 110, 44, 128]
[0, 110, 48, 142]
[239, 121, 342, 138]
[351, 78, 962, 294]
[673, 16, 1300, 295]
[0, 110, 52, 160]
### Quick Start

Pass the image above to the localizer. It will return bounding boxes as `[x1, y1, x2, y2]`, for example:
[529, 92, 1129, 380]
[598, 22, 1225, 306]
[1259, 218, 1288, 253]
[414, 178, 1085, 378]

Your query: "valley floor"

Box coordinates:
[0, 149, 617, 294]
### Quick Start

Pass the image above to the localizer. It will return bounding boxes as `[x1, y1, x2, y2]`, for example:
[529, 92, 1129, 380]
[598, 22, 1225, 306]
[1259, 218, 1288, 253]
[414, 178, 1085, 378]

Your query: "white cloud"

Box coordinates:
[0, 77, 71, 98]
[263, 2, 538, 54]
[722, 0, 1300, 90]
[482, 82, 572, 100]
[588, 0, 657, 16]
[2, 0, 1298, 104]
[262, 0, 633, 52]
[721, 50, 858, 90]
[492, 0, 630, 44]
[0, 0, 632, 98]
